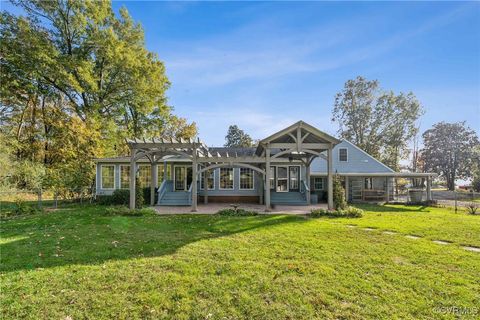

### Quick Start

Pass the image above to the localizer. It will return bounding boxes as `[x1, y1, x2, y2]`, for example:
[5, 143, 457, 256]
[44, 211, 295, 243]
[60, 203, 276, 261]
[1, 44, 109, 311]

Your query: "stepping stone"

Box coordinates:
[432, 240, 450, 245]
[462, 246, 480, 253]
[405, 235, 421, 240]
[346, 225, 356, 228]
[383, 231, 397, 235]
[363, 228, 375, 231]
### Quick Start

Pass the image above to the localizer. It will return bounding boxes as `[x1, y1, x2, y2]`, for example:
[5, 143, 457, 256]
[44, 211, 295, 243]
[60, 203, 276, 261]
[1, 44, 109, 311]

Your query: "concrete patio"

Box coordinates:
[154, 202, 328, 215]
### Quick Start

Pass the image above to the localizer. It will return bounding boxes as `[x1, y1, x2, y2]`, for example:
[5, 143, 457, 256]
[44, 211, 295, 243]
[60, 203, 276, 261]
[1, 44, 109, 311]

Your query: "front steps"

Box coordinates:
[158, 191, 191, 206]
[271, 191, 307, 205]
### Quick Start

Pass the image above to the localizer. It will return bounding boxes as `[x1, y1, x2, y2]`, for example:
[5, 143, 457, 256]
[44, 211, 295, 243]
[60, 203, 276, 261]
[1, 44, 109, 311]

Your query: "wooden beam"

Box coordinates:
[268, 143, 331, 149]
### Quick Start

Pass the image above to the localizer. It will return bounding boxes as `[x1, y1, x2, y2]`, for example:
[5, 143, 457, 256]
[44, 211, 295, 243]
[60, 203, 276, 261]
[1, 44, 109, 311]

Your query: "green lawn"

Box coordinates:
[1, 205, 479, 319]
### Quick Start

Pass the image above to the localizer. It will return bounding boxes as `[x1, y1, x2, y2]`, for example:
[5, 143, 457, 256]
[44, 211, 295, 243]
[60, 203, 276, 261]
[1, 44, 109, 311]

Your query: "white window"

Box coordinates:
[269, 166, 275, 190]
[120, 165, 130, 189]
[101, 165, 115, 189]
[220, 168, 234, 189]
[314, 177, 324, 190]
[201, 169, 215, 190]
[138, 165, 151, 188]
[339, 148, 348, 162]
[289, 166, 299, 190]
[239, 168, 254, 190]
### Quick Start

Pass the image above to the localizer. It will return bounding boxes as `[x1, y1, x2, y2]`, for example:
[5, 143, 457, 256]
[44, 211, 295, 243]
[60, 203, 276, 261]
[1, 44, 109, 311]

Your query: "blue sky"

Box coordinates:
[3, 1, 479, 146]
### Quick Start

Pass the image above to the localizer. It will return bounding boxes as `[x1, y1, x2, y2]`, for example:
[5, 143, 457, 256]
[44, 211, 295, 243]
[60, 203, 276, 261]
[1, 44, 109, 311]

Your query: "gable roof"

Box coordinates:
[256, 120, 340, 155]
[310, 140, 394, 174]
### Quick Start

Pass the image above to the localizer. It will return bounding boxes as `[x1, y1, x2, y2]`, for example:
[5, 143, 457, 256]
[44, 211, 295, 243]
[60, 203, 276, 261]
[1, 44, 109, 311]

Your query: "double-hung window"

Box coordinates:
[314, 177, 324, 190]
[101, 165, 115, 189]
[339, 148, 348, 162]
[201, 169, 215, 190]
[138, 165, 151, 188]
[220, 168, 234, 189]
[120, 165, 130, 189]
[239, 168, 254, 190]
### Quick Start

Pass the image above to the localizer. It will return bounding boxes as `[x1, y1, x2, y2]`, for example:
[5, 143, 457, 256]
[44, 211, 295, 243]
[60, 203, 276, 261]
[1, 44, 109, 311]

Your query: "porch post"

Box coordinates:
[163, 161, 167, 182]
[129, 150, 136, 210]
[150, 157, 157, 206]
[327, 146, 333, 210]
[305, 163, 311, 205]
[203, 168, 208, 204]
[385, 176, 389, 203]
[191, 148, 198, 212]
[265, 147, 271, 212]
[426, 176, 432, 201]
[345, 176, 349, 203]
[259, 171, 264, 204]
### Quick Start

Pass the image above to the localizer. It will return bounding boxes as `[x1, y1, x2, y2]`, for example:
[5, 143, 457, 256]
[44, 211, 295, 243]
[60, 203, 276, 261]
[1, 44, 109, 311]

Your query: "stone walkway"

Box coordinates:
[154, 202, 328, 215]
[345, 224, 479, 253]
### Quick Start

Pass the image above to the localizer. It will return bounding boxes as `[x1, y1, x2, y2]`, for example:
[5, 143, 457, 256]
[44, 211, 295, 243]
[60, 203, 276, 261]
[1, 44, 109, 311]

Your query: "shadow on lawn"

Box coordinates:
[0, 206, 304, 272]
[354, 203, 429, 213]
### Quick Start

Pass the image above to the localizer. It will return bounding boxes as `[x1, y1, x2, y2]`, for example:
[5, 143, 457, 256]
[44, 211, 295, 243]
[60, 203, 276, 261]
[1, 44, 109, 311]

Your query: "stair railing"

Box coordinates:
[157, 180, 167, 205]
[188, 182, 193, 204]
[300, 180, 310, 200]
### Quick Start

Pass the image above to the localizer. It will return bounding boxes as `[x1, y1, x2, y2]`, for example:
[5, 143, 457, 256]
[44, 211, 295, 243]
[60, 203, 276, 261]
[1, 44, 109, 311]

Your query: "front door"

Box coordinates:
[289, 166, 300, 191]
[276, 166, 288, 192]
[174, 166, 192, 191]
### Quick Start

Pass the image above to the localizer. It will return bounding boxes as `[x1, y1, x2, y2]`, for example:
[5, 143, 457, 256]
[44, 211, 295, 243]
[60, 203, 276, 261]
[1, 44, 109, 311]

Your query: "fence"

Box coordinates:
[0, 188, 96, 214]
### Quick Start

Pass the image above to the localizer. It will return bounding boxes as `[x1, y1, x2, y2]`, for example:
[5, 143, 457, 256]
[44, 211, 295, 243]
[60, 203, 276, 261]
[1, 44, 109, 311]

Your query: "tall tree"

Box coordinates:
[332, 76, 424, 170]
[0, 0, 196, 191]
[421, 122, 479, 191]
[224, 125, 254, 148]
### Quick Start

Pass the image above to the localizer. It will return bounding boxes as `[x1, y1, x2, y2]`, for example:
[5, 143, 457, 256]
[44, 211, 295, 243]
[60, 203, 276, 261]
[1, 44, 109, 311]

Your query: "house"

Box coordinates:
[94, 121, 434, 210]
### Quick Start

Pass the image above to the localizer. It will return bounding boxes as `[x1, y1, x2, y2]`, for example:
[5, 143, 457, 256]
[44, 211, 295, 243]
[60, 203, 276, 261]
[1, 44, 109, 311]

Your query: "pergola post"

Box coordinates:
[150, 156, 157, 206]
[129, 151, 136, 210]
[305, 163, 311, 205]
[265, 148, 271, 212]
[203, 168, 208, 204]
[259, 172, 264, 205]
[191, 148, 198, 212]
[345, 175, 349, 203]
[426, 176, 432, 201]
[163, 161, 167, 182]
[327, 146, 333, 210]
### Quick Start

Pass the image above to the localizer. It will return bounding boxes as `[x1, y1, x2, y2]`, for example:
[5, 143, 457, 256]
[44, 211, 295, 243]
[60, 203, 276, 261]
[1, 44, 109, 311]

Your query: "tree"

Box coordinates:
[224, 125, 254, 147]
[0, 1, 196, 191]
[332, 76, 424, 170]
[421, 122, 479, 191]
[332, 174, 347, 210]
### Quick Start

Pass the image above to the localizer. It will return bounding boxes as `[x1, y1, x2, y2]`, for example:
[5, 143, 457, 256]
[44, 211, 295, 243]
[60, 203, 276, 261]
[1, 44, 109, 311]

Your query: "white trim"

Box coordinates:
[173, 165, 192, 191]
[338, 147, 348, 162]
[119, 164, 130, 189]
[200, 168, 216, 190]
[313, 177, 324, 191]
[100, 164, 115, 190]
[276, 166, 289, 192]
[239, 167, 255, 190]
[219, 167, 234, 190]
[288, 165, 300, 191]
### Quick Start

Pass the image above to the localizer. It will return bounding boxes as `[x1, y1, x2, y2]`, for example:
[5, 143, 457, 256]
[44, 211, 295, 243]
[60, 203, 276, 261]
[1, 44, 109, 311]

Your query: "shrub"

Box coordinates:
[96, 187, 144, 208]
[465, 203, 479, 215]
[104, 206, 157, 217]
[333, 174, 347, 210]
[310, 206, 363, 218]
[216, 208, 259, 216]
[13, 199, 43, 215]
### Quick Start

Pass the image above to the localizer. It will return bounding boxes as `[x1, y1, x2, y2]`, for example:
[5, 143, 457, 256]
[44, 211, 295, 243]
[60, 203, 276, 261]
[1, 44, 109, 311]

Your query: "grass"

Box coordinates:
[1, 205, 479, 319]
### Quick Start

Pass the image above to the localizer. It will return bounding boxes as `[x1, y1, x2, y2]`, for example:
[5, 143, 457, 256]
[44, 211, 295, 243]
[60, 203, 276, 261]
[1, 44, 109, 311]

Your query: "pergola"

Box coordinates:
[127, 121, 340, 211]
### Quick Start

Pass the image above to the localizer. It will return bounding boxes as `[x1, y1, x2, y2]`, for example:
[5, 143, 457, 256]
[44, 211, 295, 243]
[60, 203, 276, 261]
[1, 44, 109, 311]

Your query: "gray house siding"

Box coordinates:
[310, 140, 394, 174]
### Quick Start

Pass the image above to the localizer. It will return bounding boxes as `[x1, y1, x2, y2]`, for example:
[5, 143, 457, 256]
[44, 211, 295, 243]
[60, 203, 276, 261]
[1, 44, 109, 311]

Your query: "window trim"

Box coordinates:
[339, 147, 348, 162]
[137, 164, 152, 188]
[239, 168, 255, 190]
[200, 168, 216, 190]
[219, 167, 234, 190]
[119, 165, 130, 189]
[313, 177, 324, 191]
[100, 164, 115, 190]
